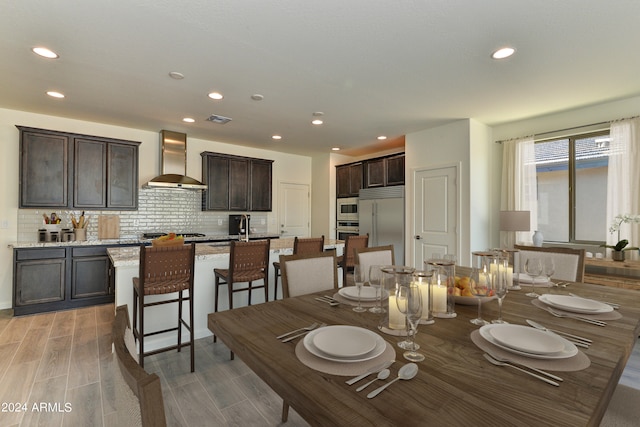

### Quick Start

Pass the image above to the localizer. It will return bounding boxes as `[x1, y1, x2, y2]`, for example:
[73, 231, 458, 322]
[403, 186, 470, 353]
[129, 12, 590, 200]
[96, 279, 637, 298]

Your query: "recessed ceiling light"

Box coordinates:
[208, 92, 224, 100]
[272, 135, 282, 140]
[251, 94, 264, 101]
[169, 71, 185, 80]
[182, 117, 195, 123]
[331, 147, 340, 151]
[311, 119, 323, 125]
[491, 47, 516, 59]
[377, 136, 387, 140]
[46, 91, 65, 98]
[32, 47, 59, 59]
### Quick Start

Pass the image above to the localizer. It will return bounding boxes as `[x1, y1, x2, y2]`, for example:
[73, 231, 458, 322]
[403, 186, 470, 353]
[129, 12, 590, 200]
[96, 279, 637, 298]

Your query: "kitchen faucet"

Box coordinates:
[239, 214, 250, 242]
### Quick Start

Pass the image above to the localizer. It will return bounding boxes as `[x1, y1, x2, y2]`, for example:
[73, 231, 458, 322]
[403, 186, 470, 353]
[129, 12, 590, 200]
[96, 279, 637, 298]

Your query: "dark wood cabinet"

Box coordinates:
[201, 152, 273, 211]
[71, 247, 111, 299]
[385, 153, 405, 186]
[14, 249, 66, 308]
[336, 162, 363, 197]
[364, 158, 385, 188]
[18, 126, 140, 210]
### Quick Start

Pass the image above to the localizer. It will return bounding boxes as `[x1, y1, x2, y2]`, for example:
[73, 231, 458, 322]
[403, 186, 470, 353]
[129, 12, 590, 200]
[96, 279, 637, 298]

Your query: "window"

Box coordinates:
[534, 131, 610, 244]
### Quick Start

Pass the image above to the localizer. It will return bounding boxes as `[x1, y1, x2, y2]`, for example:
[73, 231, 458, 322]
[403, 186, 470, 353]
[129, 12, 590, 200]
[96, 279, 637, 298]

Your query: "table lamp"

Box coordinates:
[500, 210, 530, 248]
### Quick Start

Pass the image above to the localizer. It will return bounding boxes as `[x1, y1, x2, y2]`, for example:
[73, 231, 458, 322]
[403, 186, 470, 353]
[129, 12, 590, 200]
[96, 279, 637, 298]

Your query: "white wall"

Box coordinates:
[0, 107, 312, 309]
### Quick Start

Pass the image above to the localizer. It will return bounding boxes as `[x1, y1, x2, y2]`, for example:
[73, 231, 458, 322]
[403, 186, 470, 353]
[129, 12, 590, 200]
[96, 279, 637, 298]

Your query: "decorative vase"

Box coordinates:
[612, 251, 625, 262]
[532, 230, 544, 247]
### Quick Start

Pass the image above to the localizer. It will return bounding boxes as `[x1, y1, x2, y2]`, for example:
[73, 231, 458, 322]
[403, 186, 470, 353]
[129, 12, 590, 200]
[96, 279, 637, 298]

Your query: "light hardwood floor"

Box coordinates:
[0, 304, 309, 427]
[0, 304, 638, 427]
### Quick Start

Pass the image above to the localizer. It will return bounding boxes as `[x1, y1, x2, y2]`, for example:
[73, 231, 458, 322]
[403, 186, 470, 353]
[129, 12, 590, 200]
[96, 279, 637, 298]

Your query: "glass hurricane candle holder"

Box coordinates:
[425, 258, 456, 318]
[413, 270, 434, 325]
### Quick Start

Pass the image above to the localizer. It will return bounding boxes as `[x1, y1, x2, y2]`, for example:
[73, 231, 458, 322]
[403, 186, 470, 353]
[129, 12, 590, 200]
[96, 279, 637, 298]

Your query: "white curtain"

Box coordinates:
[501, 136, 538, 247]
[606, 118, 640, 257]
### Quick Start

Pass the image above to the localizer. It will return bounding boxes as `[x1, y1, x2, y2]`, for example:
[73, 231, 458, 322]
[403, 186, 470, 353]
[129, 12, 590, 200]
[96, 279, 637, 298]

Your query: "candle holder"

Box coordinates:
[425, 258, 456, 318]
[377, 265, 415, 336]
[412, 270, 434, 325]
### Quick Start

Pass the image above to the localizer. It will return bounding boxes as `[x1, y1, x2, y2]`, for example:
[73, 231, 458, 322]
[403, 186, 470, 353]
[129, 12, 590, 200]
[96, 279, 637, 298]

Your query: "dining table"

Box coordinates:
[207, 272, 640, 427]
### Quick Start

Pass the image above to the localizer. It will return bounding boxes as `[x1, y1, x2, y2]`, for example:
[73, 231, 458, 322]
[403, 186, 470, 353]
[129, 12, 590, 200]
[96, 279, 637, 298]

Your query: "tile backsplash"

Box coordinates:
[17, 188, 270, 242]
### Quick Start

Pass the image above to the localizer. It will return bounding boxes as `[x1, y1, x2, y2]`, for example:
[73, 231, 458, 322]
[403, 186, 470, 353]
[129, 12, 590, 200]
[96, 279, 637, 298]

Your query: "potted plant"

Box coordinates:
[601, 214, 640, 261]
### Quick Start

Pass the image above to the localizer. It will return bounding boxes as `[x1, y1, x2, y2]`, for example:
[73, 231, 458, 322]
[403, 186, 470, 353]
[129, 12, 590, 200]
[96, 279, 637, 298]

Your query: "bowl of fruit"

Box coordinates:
[452, 276, 496, 305]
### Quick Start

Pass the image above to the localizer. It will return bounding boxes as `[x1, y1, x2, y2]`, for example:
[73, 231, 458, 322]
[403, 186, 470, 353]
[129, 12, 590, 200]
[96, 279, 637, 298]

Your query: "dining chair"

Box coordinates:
[278, 250, 337, 422]
[337, 234, 369, 286]
[354, 244, 395, 282]
[514, 244, 586, 282]
[132, 242, 196, 372]
[280, 251, 338, 298]
[272, 235, 324, 300]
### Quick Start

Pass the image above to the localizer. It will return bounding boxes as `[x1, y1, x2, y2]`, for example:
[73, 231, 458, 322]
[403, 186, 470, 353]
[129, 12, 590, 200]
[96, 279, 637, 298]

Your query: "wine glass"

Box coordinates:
[543, 258, 556, 291]
[368, 265, 384, 313]
[491, 257, 509, 324]
[352, 265, 367, 312]
[395, 284, 424, 362]
[524, 257, 543, 298]
[469, 266, 490, 326]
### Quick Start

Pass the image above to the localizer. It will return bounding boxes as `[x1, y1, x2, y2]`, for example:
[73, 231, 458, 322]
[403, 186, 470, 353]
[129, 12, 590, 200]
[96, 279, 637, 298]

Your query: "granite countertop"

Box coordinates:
[8, 233, 281, 249]
[107, 238, 344, 267]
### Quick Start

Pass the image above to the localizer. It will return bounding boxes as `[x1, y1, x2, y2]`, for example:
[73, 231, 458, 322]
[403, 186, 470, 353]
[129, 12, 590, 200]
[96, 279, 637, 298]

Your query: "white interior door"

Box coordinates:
[413, 165, 458, 267]
[278, 182, 310, 237]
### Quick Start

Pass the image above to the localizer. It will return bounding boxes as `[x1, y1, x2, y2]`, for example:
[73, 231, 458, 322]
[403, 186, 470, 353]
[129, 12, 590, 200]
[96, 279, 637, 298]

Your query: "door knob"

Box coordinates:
[414, 235, 421, 240]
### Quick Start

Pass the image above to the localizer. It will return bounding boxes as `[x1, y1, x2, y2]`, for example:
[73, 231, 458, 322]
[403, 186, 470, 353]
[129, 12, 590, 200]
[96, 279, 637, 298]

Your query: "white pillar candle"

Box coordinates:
[415, 279, 430, 321]
[506, 266, 513, 287]
[432, 283, 447, 313]
[490, 263, 498, 276]
[388, 295, 406, 329]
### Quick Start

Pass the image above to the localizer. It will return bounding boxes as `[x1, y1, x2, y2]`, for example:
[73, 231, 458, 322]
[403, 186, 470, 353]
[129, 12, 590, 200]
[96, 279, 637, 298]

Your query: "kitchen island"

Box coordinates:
[108, 238, 344, 352]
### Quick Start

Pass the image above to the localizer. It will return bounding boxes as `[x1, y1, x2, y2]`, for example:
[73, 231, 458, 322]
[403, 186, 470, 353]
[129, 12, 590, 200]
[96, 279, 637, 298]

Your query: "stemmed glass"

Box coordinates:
[469, 265, 490, 326]
[543, 258, 556, 291]
[352, 265, 367, 312]
[525, 257, 543, 298]
[491, 257, 509, 324]
[395, 283, 424, 362]
[368, 265, 385, 314]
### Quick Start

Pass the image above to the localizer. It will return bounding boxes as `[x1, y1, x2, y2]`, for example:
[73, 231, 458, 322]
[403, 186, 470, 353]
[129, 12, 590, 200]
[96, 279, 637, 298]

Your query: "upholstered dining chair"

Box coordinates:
[272, 235, 324, 300]
[337, 234, 369, 286]
[514, 245, 586, 282]
[280, 251, 338, 298]
[354, 244, 395, 282]
[278, 250, 338, 422]
[133, 242, 196, 372]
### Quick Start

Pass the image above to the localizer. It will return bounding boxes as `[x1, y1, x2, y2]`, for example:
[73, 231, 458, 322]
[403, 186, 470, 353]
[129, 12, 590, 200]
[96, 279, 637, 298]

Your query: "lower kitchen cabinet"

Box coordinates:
[13, 245, 125, 316]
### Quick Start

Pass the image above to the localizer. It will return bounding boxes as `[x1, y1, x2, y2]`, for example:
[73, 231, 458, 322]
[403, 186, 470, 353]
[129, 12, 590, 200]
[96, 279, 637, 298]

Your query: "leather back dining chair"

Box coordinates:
[133, 242, 196, 372]
[337, 234, 369, 286]
[354, 244, 395, 282]
[272, 236, 324, 300]
[514, 244, 586, 282]
[279, 251, 338, 298]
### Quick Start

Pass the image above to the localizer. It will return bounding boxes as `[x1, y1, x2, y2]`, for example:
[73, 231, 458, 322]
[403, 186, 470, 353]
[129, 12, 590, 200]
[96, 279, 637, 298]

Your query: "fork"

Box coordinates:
[281, 323, 326, 342]
[485, 352, 563, 382]
[276, 322, 318, 339]
[546, 308, 607, 326]
[569, 293, 620, 309]
[483, 354, 560, 386]
[315, 296, 339, 306]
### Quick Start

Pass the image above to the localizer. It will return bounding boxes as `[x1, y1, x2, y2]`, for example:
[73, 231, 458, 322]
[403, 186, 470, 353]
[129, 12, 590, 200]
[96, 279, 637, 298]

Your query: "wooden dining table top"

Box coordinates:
[207, 278, 640, 427]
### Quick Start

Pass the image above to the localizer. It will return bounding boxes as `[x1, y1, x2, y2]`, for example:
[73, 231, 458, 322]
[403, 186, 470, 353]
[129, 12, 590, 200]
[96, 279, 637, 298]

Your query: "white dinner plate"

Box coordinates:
[312, 325, 377, 358]
[454, 295, 496, 306]
[339, 286, 379, 301]
[303, 326, 386, 363]
[479, 324, 578, 359]
[538, 294, 613, 314]
[488, 324, 565, 355]
[517, 273, 551, 286]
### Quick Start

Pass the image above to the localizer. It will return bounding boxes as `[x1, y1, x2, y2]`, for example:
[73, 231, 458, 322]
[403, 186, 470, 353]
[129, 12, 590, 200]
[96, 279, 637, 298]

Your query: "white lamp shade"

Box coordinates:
[500, 211, 531, 232]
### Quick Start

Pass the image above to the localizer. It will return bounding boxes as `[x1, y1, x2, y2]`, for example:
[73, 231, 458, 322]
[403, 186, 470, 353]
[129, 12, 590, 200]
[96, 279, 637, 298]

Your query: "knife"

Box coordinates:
[345, 360, 394, 385]
[526, 319, 593, 344]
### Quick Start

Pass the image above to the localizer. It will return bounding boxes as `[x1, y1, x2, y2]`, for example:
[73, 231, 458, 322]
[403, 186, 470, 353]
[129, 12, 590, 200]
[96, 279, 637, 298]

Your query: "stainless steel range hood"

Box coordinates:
[144, 130, 207, 190]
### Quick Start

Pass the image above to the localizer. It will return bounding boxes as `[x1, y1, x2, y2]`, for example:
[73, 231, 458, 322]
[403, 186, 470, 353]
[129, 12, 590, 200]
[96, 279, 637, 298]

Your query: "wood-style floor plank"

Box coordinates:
[21, 375, 67, 427]
[0, 316, 32, 345]
[35, 335, 72, 381]
[63, 382, 103, 427]
[49, 310, 75, 339]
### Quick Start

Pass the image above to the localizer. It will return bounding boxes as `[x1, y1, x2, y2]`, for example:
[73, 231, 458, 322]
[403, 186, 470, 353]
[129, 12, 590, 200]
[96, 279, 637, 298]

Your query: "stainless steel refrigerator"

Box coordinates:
[358, 186, 405, 264]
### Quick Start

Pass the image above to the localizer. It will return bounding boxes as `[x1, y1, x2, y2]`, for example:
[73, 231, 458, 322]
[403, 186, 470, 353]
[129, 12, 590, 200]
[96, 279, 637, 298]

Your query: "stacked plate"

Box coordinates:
[303, 325, 386, 363]
[480, 324, 578, 359]
[538, 294, 613, 314]
[338, 286, 379, 301]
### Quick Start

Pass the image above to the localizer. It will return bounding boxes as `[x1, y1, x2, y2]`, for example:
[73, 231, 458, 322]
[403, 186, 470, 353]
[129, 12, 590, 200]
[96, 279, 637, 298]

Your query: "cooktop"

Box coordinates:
[142, 232, 206, 239]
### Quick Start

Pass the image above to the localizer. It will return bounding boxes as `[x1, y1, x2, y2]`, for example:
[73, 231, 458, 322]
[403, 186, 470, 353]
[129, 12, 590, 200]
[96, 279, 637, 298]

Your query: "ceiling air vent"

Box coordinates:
[206, 114, 232, 124]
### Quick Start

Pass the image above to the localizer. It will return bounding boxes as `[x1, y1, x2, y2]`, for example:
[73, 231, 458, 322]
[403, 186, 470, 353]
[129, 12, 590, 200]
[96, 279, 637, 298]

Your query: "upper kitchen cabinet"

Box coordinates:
[18, 126, 140, 210]
[201, 152, 273, 211]
[336, 162, 363, 198]
[384, 153, 405, 186]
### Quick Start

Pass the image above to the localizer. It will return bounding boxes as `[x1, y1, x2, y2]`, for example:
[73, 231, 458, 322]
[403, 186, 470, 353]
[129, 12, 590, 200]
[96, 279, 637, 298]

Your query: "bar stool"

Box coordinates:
[133, 242, 196, 372]
[337, 234, 369, 286]
[272, 235, 324, 300]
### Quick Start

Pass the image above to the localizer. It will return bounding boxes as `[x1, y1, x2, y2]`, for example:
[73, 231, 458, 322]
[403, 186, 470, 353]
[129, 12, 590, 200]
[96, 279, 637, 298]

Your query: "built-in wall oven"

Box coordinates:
[336, 221, 360, 240]
[337, 197, 359, 221]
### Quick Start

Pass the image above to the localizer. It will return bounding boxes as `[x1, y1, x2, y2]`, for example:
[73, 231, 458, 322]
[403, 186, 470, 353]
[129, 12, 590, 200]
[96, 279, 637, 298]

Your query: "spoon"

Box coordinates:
[356, 369, 390, 392]
[367, 363, 418, 398]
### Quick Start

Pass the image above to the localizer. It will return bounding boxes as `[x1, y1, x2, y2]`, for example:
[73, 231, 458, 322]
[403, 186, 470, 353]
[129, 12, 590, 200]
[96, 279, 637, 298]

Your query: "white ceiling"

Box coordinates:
[2, 0, 640, 156]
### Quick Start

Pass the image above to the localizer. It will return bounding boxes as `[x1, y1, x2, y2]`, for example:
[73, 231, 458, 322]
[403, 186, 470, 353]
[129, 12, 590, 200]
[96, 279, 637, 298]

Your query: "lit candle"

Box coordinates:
[490, 263, 498, 276]
[432, 274, 447, 313]
[388, 295, 406, 329]
[506, 266, 513, 287]
[415, 278, 430, 321]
